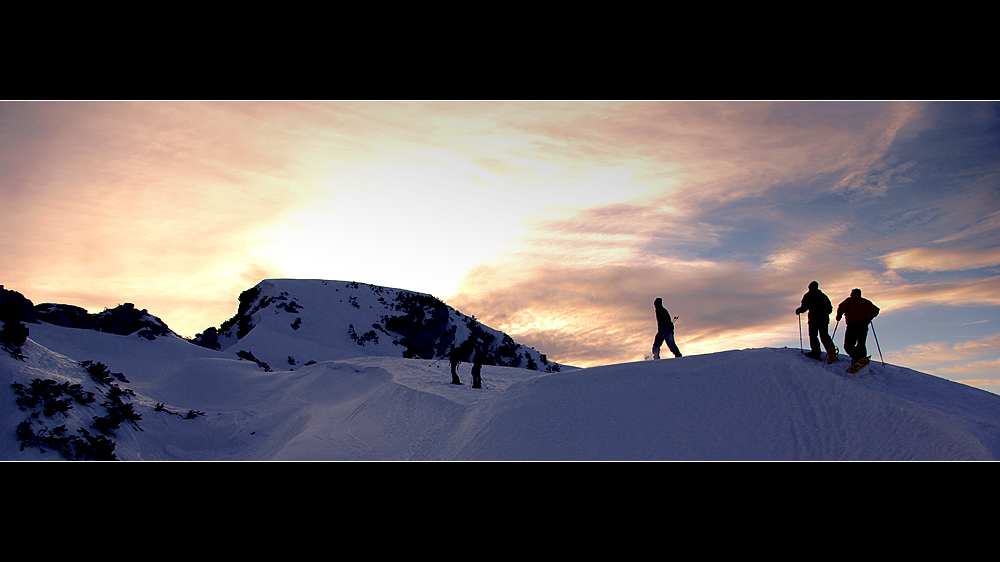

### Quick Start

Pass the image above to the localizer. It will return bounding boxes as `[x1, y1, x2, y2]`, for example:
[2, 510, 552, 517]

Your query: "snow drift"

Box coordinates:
[3, 279, 1000, 461]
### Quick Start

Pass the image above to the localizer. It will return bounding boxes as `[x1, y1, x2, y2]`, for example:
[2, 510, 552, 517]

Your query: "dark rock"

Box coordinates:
[193, 326, 221, 350]
[34, 300, 171, 340]
[1, 286, 36, 324]
[35, 303, 93, 329]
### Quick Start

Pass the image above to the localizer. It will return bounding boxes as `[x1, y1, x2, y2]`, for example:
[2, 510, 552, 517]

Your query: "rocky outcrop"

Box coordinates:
[1, 286, 34, 360]
[191, 286, 264, 350]
[34, 303, 91, 328]
[91, 303, 171, 339]
[34, 301, 172, 340]
[1, 285, 36, 324]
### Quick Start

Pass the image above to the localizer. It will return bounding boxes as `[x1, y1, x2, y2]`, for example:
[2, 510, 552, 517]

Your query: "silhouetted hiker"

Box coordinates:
[652, 297, 682, 359]
[837, 288, 880, 363]
[471, 354, 484, 389]
[448, 339, 474, 385]
[449, 347, 464, 385]
[795, 281, 835, 361]
[470, 341, 486, 388]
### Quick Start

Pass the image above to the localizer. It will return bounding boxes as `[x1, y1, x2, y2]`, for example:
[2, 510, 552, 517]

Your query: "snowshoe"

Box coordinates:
[846, 356, 871, 375]
[825, 345, 839, 364]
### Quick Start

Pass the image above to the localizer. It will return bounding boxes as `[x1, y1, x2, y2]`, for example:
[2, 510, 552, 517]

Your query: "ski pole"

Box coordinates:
[798, 313, 803, 354]
[870, 321, 885, 367]
[832, 318, 840, 338]
[431, 346, 459, 368]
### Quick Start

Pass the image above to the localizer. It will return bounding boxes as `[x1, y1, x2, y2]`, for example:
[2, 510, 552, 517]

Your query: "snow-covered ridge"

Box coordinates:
[4, 327, 1000, 460]
[4, 280, 1000, 461]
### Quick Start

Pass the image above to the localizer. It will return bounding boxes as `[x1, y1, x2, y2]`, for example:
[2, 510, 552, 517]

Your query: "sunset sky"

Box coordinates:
[3, 101, 998, 394]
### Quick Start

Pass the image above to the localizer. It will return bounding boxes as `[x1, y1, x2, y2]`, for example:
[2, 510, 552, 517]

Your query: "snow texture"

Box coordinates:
[4, 279, 1000, 461]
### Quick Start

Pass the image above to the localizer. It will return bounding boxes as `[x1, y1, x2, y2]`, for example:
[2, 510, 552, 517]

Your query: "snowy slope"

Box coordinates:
[449, 350, 1000, 461]
[4, 318, 1000, 460]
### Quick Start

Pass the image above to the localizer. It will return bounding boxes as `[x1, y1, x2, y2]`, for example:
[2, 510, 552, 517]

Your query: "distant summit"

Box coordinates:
[191, 279, 562, 373]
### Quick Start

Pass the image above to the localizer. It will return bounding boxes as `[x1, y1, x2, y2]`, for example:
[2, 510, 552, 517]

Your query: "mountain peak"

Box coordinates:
[191, 279, 562, 373]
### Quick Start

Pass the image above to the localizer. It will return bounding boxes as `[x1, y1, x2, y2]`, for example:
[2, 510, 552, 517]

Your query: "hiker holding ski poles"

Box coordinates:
[795, 281, 837, 362]
[448, 337, 475, 385]
[447, 334, 488, 389]
[836, 288, 880, 364]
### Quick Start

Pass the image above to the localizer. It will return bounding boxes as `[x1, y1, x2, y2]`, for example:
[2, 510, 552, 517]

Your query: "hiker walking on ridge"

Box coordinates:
[795, 281, 836, 361]
[449, 333, 488, 388]
[448, 338, 475, 385]
[449, 346, 465, 385]
[652, 297, 682, 359]
[471, 350, 484, 389]
[837, 288, 880, 363]
[466, 337, 487, 389]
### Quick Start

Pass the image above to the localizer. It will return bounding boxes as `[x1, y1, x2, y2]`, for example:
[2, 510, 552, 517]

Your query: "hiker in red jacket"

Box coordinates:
[836, 288, 880, 363]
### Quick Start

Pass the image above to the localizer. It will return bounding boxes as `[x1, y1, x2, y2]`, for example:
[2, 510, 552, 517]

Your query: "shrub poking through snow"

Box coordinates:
[11, 360, 143, 460]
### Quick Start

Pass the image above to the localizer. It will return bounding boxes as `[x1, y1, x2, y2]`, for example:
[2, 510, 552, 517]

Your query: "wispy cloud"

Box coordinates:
[881, 209, 1000, 272]
[875, 277, 1000, 310]
[887, 334, 1000, 387]
[882, 247, 1000, 272]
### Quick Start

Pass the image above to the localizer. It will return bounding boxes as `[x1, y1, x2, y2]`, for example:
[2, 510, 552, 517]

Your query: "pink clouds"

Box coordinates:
[887, 334, 1000, 389]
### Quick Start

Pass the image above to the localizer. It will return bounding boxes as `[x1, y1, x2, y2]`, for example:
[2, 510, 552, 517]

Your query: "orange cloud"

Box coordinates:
[882, 247, 1000, 272]
[885, 335, 1000, 389]
[881, 209, 1000, 272]
[876, 277, 1000, 310]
